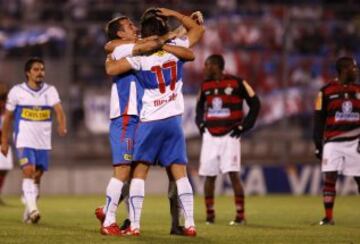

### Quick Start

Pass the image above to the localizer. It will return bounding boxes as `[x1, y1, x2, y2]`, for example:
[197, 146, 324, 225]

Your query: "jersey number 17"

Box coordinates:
[151, 61, 177, 94]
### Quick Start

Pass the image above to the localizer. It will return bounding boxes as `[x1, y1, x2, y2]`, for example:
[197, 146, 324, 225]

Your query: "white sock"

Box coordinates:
[34, 184, 40, 201]
[129, 178, 145, 230]
[103, 177, 124, 227]
[22, 178, 38, 213]
[176, 177, 195, 228]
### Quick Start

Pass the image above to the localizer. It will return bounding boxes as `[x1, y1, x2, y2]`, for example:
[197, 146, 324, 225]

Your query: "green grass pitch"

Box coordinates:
[0, 195, 359, 244]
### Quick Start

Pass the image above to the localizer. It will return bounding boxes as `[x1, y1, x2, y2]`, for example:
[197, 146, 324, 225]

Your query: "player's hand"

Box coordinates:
[230, 125, 243, 139]
[57, 126, 67, 137]
[190, 11, 204, 25]
[315, 148, 322, 160]
[1, 143, 9, 156]
[197, 122, 205, 135]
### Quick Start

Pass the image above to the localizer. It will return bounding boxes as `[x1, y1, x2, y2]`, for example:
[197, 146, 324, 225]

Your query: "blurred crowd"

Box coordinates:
[1, 1, 360, 136]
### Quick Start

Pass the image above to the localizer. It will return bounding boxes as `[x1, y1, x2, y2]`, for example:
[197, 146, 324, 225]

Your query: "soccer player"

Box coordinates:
[313, 56, 360, 225]
[0, 83, 13, 205]
[96, 11, 203, 236]
[195, 54, 260, 225]
[95, 15, 177, 236]
[105, 8, 205, 236]
[1, 57, 67, 224]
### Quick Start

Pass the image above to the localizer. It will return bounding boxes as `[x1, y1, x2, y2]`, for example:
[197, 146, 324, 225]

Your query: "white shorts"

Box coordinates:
[0, 147, 13, 170]
[322, 139, 360, 176]
[199, 130, 241, 176]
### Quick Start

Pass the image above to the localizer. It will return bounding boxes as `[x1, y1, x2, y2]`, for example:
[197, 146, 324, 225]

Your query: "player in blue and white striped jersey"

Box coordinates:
[1, 57, 67, 224]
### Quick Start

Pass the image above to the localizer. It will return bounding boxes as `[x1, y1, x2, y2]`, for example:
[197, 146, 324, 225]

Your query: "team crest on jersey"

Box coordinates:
[224, 86, 233, 95]
[335, 101, 360, 122]
[208, 97, 230, 118]
[154, 50, 167, 56]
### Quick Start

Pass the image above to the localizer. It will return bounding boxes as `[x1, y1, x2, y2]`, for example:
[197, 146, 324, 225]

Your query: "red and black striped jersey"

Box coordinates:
[195, 74, 259, 136]
[314, 80, 360, 145]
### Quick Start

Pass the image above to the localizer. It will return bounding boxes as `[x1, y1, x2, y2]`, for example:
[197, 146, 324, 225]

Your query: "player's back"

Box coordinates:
[127, 50, 185, 122]
[110, 44, 141, 119]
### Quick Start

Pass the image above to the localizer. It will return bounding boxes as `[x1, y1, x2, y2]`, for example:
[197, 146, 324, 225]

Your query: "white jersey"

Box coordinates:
[6, 82, 61, 149]
[126, 37, 190, 121]
[109, 43, 139, 119]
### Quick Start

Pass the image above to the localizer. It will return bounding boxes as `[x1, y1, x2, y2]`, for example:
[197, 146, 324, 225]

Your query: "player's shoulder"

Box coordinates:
[320, 80, 339, 93]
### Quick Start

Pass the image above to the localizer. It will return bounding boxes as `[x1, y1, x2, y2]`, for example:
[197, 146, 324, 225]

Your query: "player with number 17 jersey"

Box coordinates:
[126, 38, 190, 166]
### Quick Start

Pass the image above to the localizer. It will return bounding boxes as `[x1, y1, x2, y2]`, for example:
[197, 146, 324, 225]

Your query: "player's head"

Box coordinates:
[336, 57, 359, 84]
[204, 54, 225, 80]
[24, 57, 45, 84]
[106, 15, 138, 41]
[140, 8, 169, 38]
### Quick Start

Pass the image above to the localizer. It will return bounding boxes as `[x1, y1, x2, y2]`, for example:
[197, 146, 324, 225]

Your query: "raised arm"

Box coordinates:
[1, 110, 13, 156]
[105, 55, 133, 76]
[53, 103, 67, 137]
[163, 44, 195, 61]
[158, 8, 205, 47]
[105, 34, 174, 55]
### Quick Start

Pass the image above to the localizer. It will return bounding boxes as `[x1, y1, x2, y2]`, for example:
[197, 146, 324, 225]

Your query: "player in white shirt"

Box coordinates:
[96, 15, 176, 236]
[106, 8, 204, 237]
[0, 83, 13, 205]
[1, 57, 67, 224]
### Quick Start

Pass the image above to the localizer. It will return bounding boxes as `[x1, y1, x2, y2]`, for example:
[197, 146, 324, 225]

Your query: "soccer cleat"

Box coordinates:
[183, 226, 196, 237]
[206, 215, 215, 225]
[95, 207, 105, 224]
[127, 228, 140, 236]
[170, 225, 184, 235]
[100, 223, 122, 236]
[319, 217, 335, 226]
[29, 210, 41, 224]
[229, 217, 246, 226]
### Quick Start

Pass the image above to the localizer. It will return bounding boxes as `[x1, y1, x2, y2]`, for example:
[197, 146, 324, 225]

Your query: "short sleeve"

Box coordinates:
[126, 56, 141, 70]
[111, 43, 136, 60]
[5, 87, 18, 111]
[47, 86, 61, 106]
[170, 37, 190, 48]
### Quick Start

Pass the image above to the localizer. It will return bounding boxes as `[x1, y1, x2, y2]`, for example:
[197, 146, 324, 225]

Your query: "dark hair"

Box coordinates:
[206, 54, 225, 71]
[105, 16, 128, 40]
[24, 57, 44, 73]
[335, 57, 354, 75]
[141, 16, 169, 38]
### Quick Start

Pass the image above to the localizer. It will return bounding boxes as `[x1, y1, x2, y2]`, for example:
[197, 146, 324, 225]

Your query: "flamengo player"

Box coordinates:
[313, 56, 360, 225]
[1, 57, 67, 223]
[106, 8, 204, 236]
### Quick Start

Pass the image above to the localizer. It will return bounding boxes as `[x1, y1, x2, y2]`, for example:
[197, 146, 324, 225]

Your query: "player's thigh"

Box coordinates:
[322, 142, 344, 173]
[109, 116, 138, 165]
[16, 148, 36, 171]
[199, 131, 221, 176]
[34, 149, 49, 171]
[343, 139, 360, 176]
[158, 116, 187, 167]
[133, 121, 161, 164]
[220, 135, 241, 174]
